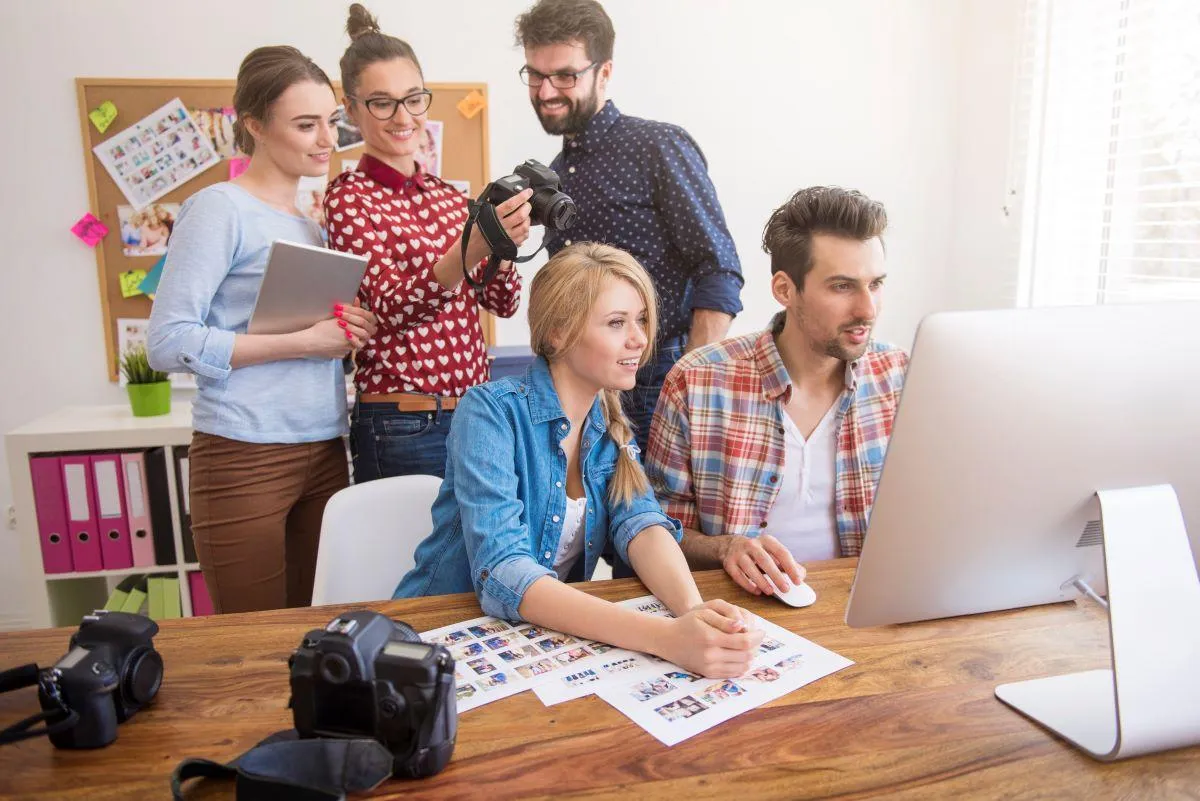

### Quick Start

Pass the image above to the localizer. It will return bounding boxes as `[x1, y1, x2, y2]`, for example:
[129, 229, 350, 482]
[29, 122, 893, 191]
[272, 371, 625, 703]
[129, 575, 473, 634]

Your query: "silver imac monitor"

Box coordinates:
[846, 302, 1200, 629]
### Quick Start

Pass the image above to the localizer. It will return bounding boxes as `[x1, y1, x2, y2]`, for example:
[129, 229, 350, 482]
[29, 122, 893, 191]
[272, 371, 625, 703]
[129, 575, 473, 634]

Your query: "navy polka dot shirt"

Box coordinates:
[547, 101, 744, 344]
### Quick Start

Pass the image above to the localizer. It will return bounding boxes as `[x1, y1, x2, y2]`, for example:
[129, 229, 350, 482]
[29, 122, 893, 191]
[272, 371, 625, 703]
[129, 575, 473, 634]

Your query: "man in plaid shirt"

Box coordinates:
[645, 187, 908, 598]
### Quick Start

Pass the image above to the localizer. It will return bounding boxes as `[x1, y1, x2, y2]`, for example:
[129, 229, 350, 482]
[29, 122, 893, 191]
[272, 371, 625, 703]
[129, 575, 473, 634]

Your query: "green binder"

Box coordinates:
[162, 576, 182, 619]
[147, 576, 166, 621]
[104, 575, 140, 611]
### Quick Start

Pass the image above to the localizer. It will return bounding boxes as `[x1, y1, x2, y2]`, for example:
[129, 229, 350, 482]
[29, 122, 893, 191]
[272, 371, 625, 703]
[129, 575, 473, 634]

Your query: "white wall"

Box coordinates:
[0, 0, 1021, 627]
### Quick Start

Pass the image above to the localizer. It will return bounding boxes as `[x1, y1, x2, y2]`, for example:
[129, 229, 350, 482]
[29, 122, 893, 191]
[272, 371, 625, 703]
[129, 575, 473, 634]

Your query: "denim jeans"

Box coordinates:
[350, 398, 455, 483]
[608, 336, 688, 578]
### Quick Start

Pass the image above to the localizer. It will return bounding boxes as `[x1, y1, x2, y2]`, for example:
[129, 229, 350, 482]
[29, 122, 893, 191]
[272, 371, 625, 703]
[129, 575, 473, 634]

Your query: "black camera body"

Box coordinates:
[288, 611, 457, 779]
[482, 159, 577, 231]
[37, 611, 164, 749]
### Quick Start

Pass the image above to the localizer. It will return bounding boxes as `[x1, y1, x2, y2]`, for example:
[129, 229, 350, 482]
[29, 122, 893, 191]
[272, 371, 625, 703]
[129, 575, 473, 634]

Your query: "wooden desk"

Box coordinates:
[1, 560, 1196, 799]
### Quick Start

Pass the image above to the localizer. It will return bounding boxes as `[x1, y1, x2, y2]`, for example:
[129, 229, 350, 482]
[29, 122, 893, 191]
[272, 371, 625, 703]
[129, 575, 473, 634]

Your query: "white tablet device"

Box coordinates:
[246, 240, 370, 335]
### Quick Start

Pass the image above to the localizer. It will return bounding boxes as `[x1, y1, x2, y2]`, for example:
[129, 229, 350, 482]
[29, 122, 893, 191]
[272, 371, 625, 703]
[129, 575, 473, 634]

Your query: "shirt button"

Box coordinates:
[564, 239, 573, 246]
[560, 423, 568, 430]
[544, 551, 552, 559]
[760, 521, 768, 528]
[480, 569, 489, 579]
[556, 481, 563, 488]
[568, 166, 576, 174]
[552, 515, 560, 523]
[769, 475, 778, 483]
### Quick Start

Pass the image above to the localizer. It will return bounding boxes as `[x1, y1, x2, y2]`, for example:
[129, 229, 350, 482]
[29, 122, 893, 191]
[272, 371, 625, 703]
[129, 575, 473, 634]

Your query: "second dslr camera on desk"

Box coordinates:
[0, 610, 163, 750]
[461, 159, 576, 288]
[289, 610, 458, 779]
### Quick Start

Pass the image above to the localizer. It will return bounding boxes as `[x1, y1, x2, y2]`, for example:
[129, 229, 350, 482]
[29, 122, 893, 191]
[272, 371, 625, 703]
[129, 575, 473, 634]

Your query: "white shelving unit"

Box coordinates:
[5, 405, 197, 629]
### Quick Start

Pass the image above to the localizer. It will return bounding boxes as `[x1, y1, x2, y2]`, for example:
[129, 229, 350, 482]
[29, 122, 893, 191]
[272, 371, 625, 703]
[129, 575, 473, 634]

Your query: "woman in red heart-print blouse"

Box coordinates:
[326, 3, 534, 483]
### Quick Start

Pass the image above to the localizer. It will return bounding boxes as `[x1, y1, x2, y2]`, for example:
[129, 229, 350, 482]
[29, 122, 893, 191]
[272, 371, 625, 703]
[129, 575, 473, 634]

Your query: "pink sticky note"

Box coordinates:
[71, 213, 109, 247]
[229, 156, 250, 180]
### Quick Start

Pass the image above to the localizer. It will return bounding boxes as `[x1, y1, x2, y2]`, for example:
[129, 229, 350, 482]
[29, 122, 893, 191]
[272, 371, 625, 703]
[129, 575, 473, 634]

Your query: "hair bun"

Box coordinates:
[346, 3, 381, 40]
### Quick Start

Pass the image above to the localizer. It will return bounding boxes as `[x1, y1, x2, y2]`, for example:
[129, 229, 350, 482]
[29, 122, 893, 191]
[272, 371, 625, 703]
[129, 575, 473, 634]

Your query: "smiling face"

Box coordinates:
[346, 57, 427, 168]
[773, 233, 888, 362]
[523, 40, 610, 136]
[244, 79, 338, 178]
[555, 276, 650, 393]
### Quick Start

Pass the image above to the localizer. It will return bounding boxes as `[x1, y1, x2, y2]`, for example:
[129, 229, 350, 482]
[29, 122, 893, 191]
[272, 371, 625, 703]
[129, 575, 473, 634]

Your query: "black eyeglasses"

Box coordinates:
[348, 89, 433, 121]
[519, 63, 598, 89]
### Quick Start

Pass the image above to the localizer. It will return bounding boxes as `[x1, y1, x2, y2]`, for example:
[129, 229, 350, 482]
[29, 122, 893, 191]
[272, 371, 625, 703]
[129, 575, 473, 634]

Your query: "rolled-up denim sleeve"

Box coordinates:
[607, 449, 684, 564]
[449, 389, 553, 620]
[146, 190, 239, 380]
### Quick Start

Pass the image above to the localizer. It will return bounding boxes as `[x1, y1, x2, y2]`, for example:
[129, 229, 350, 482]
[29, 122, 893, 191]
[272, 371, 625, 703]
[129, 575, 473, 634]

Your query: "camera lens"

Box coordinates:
[123, 648, 163, 706]
[320, 653, 352, 685]
[546, 195, 577, 231]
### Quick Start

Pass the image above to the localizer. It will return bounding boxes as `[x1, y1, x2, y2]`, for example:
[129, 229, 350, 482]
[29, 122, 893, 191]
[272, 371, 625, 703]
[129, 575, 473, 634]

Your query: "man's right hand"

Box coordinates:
[720, 534, 806, 597]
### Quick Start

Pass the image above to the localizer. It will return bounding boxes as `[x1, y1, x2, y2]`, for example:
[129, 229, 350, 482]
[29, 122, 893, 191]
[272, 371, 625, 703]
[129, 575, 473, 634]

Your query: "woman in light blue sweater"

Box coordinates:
[148, 46, 377, 613]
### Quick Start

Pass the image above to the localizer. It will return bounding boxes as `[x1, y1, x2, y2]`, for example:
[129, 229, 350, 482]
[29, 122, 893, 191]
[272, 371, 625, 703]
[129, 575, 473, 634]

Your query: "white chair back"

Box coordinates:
[311, 473, 443, 606]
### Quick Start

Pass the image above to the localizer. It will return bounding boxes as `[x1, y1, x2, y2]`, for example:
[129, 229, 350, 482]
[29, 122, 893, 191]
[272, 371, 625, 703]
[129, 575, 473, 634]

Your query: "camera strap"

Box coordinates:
[171, 730, 392, 801]
[0, 663, 80, 747]
[460, 199, 547, 290]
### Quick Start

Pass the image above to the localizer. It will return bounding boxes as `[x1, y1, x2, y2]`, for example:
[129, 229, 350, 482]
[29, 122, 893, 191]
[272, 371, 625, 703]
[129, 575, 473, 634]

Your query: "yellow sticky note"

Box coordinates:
[120, 269, 148, 298]
[456, 90, 486, 120]
[89, 101, 119, 134]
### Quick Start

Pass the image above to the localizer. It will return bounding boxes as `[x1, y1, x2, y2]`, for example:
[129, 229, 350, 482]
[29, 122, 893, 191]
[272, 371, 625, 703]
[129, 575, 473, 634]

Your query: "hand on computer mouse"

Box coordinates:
[719, 534, 806, 597]
[764, 576, 818, 608]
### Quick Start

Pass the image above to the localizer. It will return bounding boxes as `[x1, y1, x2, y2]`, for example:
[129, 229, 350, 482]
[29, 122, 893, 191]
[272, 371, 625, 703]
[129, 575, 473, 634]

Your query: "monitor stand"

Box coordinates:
[995, 484, 1200, 760]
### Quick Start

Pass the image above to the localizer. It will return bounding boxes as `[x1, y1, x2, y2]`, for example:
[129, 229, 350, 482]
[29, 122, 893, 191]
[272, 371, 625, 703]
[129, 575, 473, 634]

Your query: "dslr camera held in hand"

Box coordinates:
[288, 610, 457, 779]
[0, 610, 164, 749]
[461, 160, 577, 290]
[482, 159, 577, 232]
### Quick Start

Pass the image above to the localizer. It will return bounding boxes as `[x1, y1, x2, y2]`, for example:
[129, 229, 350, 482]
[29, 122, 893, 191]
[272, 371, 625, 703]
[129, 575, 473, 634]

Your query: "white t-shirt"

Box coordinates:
[552, 495, 588, 580]
[764, 402, 841, 561]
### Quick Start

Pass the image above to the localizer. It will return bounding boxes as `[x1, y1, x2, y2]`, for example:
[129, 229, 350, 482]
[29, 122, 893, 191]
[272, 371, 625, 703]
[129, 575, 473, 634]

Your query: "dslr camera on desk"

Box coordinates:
[0, 610, 163, 749]
[289, 610, 458, 779]
[172, 611, 458, 797]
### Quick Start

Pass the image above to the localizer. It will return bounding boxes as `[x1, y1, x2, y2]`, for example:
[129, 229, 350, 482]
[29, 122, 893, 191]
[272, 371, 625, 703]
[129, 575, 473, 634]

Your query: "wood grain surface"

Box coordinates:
[0, 560, 1196, 800]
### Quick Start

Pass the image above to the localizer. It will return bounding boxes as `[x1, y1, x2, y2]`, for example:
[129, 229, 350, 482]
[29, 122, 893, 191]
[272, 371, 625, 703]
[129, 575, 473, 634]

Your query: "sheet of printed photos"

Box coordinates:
[532, 596, 677, 706]
[419, 614, 647, 713]
[594, 602, 854, 747]
[93, 98, 220, 209]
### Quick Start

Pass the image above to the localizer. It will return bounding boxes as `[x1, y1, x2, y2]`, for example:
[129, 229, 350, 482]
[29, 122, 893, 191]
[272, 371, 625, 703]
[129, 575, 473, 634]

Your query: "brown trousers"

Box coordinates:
[188, 433, 349, 614]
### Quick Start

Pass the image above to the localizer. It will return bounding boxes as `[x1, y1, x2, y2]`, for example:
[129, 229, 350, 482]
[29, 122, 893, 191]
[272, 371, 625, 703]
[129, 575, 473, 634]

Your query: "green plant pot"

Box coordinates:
[127, 382, 171, 417]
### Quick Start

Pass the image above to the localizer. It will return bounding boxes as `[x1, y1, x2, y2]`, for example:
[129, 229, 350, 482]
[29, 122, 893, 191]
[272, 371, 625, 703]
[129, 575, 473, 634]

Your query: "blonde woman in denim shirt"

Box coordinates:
[396, 244, 761, 677]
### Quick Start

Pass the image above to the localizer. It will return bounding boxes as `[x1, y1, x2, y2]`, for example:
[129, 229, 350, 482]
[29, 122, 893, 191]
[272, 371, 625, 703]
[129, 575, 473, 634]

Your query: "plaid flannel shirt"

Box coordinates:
[645, 318, 909, 557]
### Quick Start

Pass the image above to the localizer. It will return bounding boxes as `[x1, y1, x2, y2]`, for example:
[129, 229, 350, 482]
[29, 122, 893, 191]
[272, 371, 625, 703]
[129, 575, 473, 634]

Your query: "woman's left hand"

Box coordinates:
[337, 299, 378, 343]
[689, 598, 758, 633]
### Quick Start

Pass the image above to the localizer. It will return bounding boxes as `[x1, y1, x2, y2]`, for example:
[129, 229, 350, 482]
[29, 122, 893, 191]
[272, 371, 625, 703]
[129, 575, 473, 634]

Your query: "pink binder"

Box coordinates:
[91, 453, 133, 570]
[29, 456, 73, 574]
[120, 452, 156, 567]
[188, 571, 214, 617]
[60, 455, 102, 572]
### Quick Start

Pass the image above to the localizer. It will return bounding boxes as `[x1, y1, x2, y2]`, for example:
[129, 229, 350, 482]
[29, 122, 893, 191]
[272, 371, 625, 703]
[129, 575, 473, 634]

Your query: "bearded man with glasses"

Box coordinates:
[516, 0, 744, 578]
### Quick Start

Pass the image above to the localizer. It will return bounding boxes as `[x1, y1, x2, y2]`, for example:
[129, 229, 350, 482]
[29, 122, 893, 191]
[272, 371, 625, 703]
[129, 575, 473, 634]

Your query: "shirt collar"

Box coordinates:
[566, 99, 621, 154]
[358, 153, 440, 193]
[523, 356, 607, 433]
[760, 311, 860, 401]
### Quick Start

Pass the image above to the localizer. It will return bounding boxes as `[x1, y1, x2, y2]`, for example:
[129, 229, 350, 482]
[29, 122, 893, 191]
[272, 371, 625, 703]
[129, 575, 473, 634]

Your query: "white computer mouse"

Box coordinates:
[764, 576, 817, 608]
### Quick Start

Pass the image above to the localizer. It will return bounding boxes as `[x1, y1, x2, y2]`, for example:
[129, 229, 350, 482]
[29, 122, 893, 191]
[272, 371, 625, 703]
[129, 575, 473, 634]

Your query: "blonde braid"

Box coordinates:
[601, 389, 649, 505]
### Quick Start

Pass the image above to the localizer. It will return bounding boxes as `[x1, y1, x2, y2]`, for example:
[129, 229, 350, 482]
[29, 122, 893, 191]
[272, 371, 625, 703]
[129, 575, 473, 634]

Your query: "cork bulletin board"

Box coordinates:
[76, 78, 493, 381]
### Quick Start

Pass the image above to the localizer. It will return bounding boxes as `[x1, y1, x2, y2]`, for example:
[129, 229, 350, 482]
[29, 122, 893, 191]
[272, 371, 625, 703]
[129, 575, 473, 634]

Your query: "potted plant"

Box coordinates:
[120, 344, 171, 417]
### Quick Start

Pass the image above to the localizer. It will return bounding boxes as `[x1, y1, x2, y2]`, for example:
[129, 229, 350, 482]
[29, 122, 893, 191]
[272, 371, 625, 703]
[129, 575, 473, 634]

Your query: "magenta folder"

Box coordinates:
[188, 571, 214, 617]
[29, 456, 73, 574]
[120, 452, 156, 567]
[60, 455, 102, 572]
[91, 453, 133, 570]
